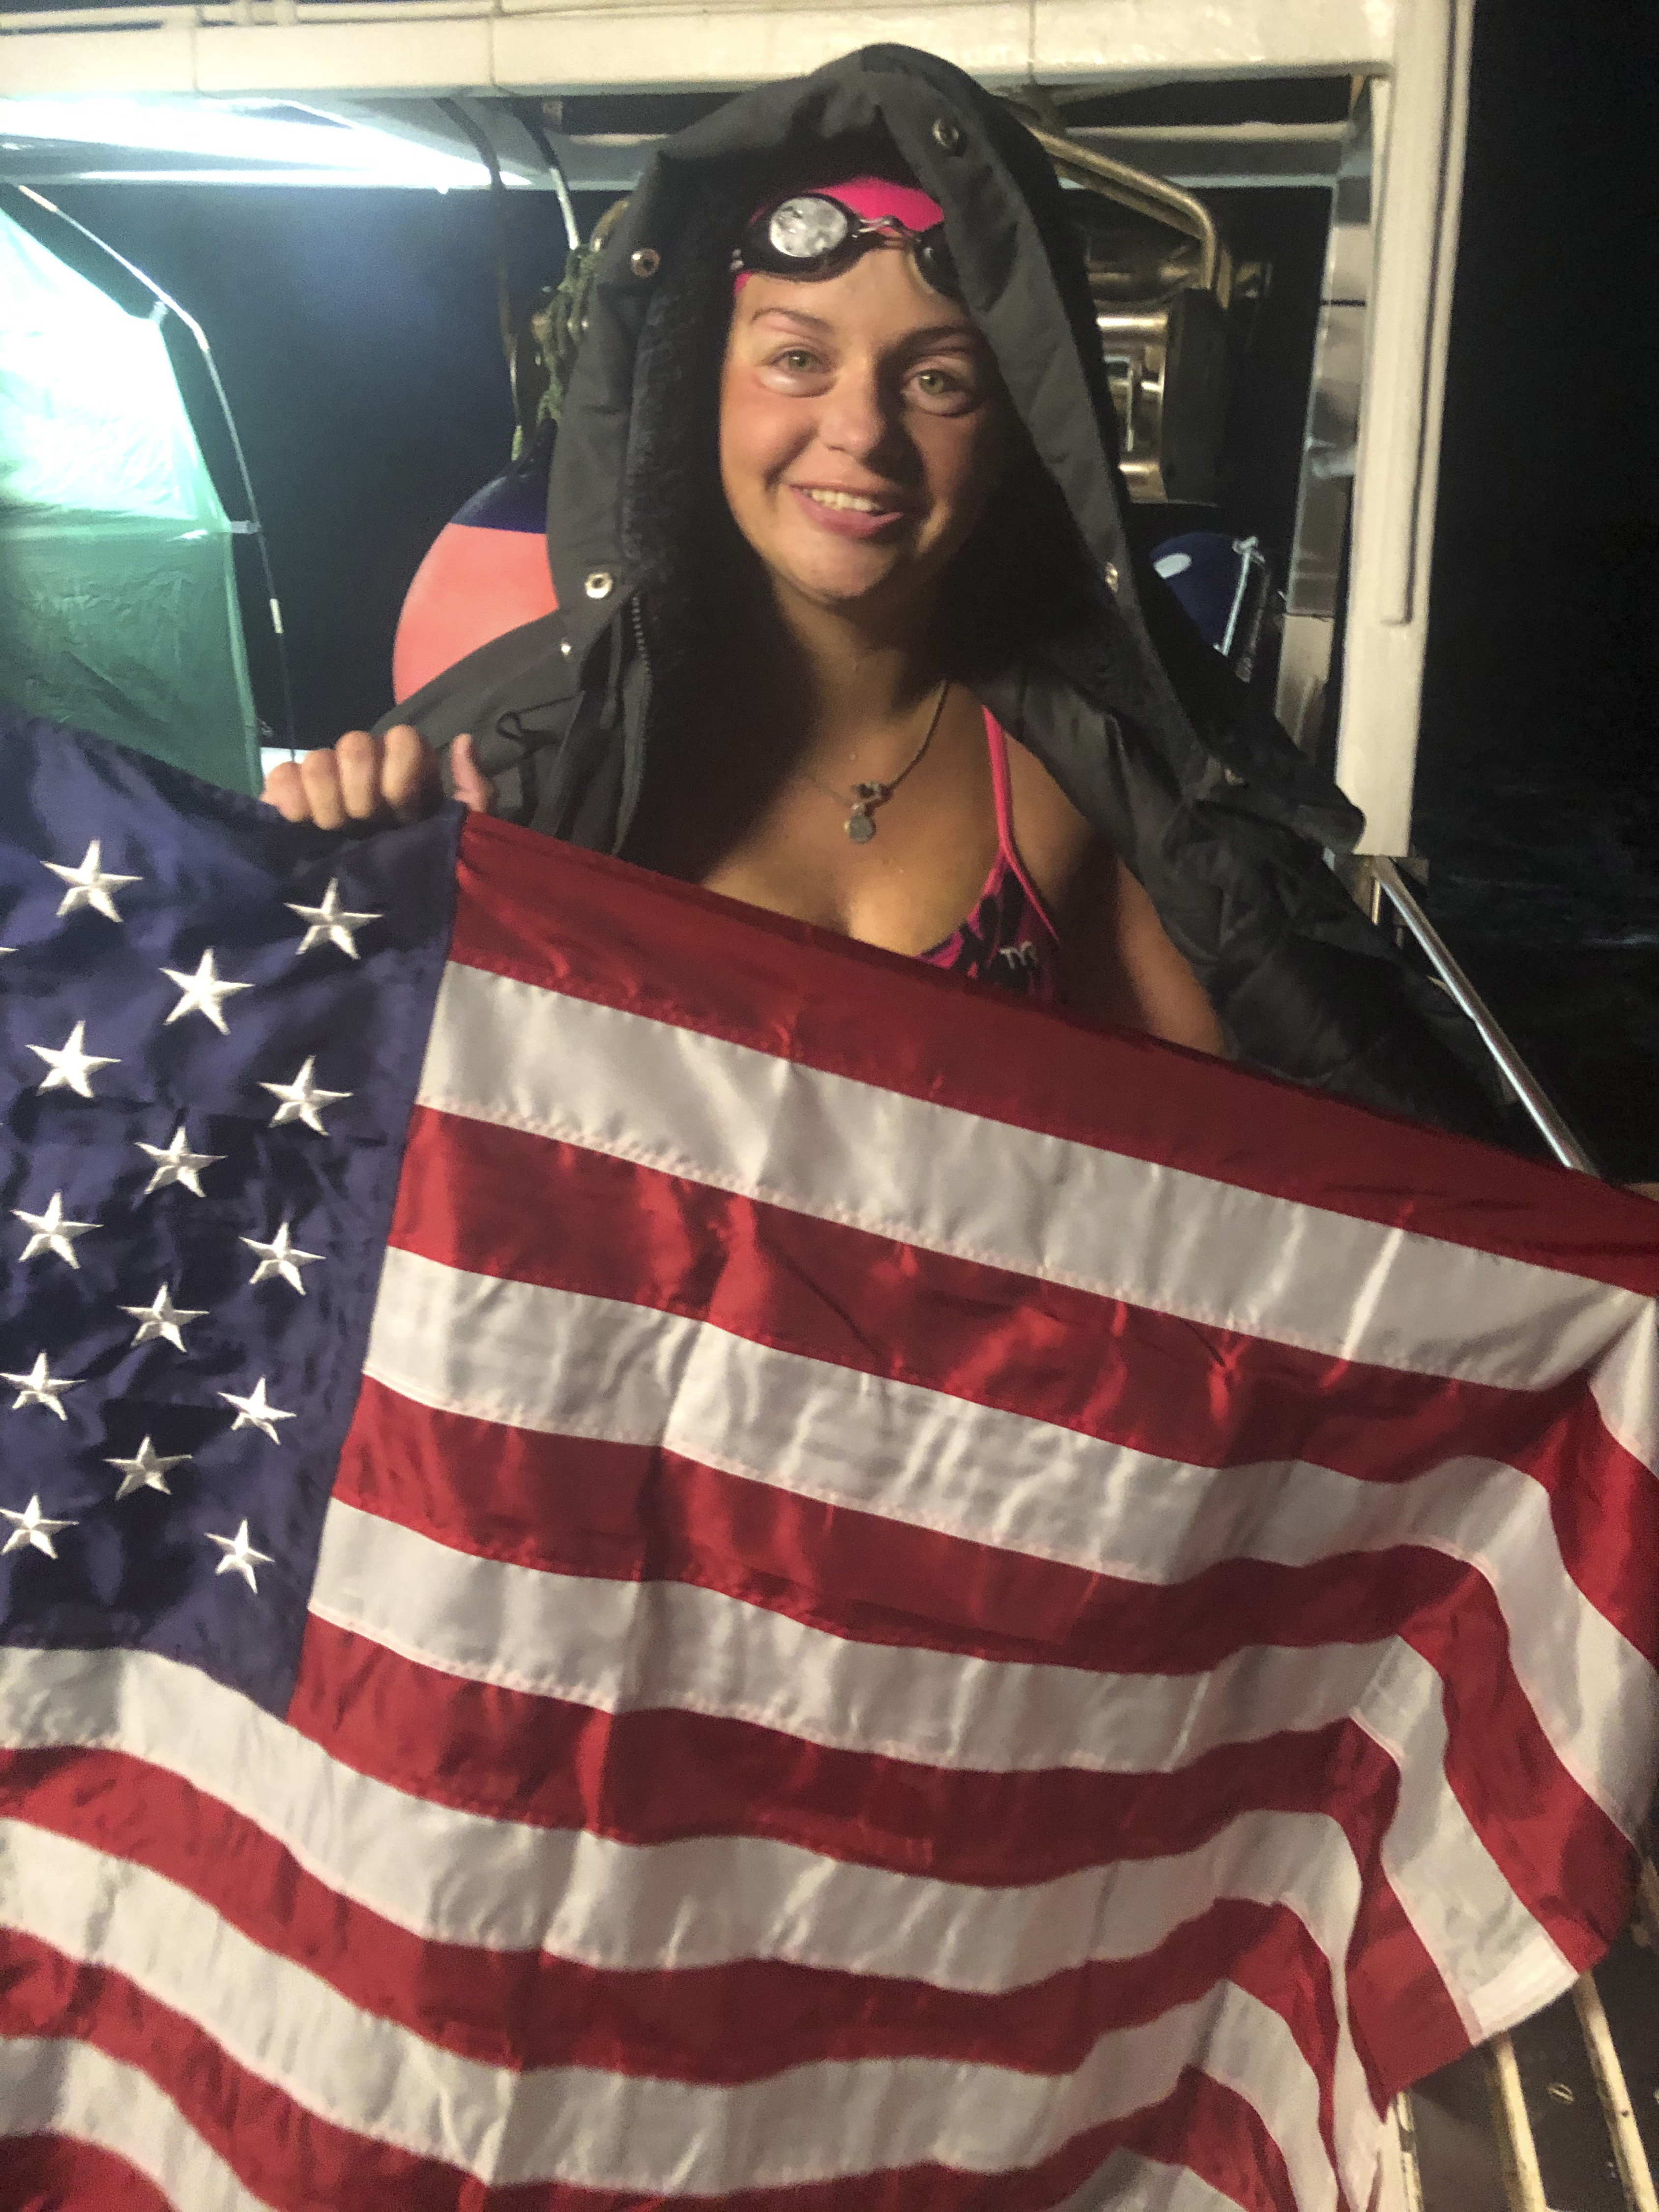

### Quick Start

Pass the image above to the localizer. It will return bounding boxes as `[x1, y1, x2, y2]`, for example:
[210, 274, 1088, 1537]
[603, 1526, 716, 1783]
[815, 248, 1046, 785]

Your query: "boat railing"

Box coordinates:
[1359, 855, 1594, 1174]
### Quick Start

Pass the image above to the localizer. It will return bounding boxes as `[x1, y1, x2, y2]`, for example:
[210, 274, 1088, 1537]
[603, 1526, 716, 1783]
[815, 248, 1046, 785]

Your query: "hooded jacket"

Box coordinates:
[381, 44, 1510, 1142]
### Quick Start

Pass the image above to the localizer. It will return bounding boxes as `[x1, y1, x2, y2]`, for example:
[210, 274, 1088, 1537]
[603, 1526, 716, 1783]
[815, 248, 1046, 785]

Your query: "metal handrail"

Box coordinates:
[1022, 123, 1222, 295]
[1573, 1974, 1659, 2212]
[1485, 2032, 1551, 2212]
[1379, 2094, 1428, 2212]
[1366, 856, 1595, 1174]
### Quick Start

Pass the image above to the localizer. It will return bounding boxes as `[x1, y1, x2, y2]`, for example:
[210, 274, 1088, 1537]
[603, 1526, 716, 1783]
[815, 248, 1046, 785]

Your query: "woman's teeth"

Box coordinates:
[803, 488, 889, 513]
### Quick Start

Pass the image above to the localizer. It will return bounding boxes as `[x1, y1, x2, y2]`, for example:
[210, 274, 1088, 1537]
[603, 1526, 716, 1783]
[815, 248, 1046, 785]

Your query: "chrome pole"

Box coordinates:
[1367, 856, 1595, 1173]
[1572, 1974, 1659, 2212]
[1485, 2032, 1551, 2212]
[1378, 2095, 1428, 2212]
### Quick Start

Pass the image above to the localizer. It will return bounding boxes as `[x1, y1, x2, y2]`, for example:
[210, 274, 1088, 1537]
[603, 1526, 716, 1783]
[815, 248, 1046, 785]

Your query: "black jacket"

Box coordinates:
[381, 43, 1508, 1141]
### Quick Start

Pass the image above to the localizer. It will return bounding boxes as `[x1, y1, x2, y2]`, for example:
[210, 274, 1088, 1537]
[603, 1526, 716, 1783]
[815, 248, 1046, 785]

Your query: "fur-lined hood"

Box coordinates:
[383, 44, 1507, 1139]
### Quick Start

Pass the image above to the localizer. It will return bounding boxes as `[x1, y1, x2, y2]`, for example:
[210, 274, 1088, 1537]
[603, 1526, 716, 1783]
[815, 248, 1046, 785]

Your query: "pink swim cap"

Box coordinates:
[733, 175, 947, 293]
[817, 175, 947, 232]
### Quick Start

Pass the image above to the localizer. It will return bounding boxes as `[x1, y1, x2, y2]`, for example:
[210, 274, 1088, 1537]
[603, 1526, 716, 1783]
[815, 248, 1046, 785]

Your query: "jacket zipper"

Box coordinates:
[629, 594, 653, 694]
[616, 593, 654, 852]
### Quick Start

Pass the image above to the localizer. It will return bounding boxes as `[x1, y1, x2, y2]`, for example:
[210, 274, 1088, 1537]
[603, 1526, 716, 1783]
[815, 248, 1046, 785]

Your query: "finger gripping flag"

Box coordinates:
[1, 711, 1657, 2212]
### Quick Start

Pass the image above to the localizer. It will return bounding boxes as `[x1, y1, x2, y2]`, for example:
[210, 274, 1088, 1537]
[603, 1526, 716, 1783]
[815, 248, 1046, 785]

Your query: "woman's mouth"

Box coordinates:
[788, 484, 913, 540]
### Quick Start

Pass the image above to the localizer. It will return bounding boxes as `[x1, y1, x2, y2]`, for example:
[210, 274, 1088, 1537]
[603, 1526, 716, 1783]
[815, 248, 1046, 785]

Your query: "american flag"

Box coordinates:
[2, 710, 1657, 2212]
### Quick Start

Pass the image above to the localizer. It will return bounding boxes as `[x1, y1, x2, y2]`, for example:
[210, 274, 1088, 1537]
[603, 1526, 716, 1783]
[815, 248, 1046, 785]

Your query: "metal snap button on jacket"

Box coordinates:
[629, 247, 661, 279]
[583, 571, 615, 600]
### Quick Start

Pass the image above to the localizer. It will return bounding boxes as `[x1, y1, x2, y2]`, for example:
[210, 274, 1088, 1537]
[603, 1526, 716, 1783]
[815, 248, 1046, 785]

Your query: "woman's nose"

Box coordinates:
[818, 366, 897, 466]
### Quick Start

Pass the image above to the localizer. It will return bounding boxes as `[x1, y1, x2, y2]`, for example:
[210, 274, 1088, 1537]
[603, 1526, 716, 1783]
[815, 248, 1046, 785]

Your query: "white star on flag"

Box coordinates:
[0, 1494, 76, 1558]
[121, 1283, 207, 1352]
[261, 1056, 351, 1134]
[29, 1019, 118, 1098]
[1, 1352, 80, 1419]
[160, 948, 252, 1035]
[44, 839, 140, 923]
[106, 1436, 191, 1501]
[137, 1125, 223, 1198]
[241, 1220, 322, 1293]
[13, 1191, 97, 1267]
[218, 1376, 295, 1442]
[206, 1519, 274, 1593]
[287, 877, 382, 960]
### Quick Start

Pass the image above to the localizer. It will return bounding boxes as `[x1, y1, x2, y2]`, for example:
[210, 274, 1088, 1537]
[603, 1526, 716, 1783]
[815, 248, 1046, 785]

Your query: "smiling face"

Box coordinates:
[718, 242, 1008, 632]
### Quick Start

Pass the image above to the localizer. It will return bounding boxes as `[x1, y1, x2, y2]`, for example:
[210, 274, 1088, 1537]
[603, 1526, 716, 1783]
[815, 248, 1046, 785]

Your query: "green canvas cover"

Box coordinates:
[0, 208, 260, 794]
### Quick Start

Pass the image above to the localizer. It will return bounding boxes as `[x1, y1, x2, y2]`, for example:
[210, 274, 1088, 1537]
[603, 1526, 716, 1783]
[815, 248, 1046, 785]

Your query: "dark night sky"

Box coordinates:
[30, 0, 1659, 1167]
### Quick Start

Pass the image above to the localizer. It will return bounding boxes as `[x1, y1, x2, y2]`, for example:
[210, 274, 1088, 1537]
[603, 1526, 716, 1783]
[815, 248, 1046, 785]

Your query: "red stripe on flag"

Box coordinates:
[1540, 1387, 1659, 1661]
[0, 1743, 1339, 2103]
[3, 2136, 175, 2212]
[336, 1379, 1495, 1677]
[385, 1109, 1659, 1661]
[450, 817, 1659, 1292]
[331, 1382, 1637, 1962]
[1344, 1857, 1475, 2104]
[290, 1612, 1470, 2094]
[1104, 2068, 1302, 2212]
[293, 1615, 1416, 1884]
[0, 1929, 513, 2212]
[0, 1930, 1306, 2212]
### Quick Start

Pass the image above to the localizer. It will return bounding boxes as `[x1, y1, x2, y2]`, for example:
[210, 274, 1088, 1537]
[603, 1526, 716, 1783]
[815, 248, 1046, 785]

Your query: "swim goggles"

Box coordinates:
[732, 194, 962, 300]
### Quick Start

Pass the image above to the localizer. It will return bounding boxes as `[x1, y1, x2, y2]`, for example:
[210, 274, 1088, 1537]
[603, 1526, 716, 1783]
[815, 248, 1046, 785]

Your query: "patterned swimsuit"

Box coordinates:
[917, 710, 1062, 1002]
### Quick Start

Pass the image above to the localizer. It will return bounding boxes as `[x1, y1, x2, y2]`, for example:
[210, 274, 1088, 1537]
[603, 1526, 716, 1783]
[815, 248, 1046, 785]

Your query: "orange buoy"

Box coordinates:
[392, 464, 557, 705]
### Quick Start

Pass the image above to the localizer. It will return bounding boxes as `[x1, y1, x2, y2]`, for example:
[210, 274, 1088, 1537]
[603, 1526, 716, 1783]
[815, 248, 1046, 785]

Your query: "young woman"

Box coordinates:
[265, 46, 1504, 1139]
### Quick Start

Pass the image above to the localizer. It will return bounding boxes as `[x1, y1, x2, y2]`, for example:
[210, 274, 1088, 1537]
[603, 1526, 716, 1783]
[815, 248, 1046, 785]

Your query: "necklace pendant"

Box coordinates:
[846, 778, 886, 844]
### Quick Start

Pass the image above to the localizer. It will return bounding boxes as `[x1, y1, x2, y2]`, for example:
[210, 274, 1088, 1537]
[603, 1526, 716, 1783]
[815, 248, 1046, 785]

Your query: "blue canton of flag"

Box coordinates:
[0, 712, 460, 1712]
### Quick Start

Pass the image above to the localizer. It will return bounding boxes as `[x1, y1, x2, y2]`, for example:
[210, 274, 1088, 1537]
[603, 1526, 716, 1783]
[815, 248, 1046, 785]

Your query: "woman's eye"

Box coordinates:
[909, 365, 978, 410]
[771, 349, 820, 373]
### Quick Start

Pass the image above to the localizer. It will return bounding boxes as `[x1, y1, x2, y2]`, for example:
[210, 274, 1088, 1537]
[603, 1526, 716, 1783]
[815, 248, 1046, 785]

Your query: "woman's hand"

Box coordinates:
[261, 726, 495, 827]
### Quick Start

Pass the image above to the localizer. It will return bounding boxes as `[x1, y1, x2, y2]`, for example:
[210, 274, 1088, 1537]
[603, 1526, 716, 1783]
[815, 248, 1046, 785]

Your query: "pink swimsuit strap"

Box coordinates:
[917, 711, 1062, 1001]
[983, 709, 1058, 935]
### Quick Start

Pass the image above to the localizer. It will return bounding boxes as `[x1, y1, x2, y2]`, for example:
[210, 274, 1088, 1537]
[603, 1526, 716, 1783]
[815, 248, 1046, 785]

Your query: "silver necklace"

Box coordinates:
[796, 680, 951, 844]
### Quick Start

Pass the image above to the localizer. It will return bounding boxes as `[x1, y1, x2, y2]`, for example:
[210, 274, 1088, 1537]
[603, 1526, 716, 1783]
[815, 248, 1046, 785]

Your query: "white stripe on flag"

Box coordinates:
[1, 1817, 1337, 2206]
[421, 962, 1653, 1404]
[0, 2033, 276, 2210]
[1582, 1313, 1659, 1483]
[361, 1245, 1659, 1835]
[0, 1646, 1355, 1989]
[308, 1493, 1566, 1798]
[1054, 2150, 1267, 2212]
[0, 1642, 1379, 2199]
[314, 1485, 1567, 2048]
